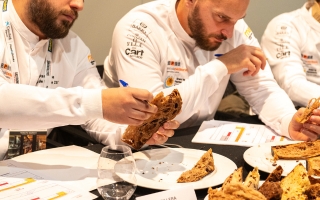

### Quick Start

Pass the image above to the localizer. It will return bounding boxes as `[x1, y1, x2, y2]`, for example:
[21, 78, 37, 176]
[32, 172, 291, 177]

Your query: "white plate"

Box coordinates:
[133, 148, 237, 190]
[203, 181, 264, 200]
[243, 141, 306, 176]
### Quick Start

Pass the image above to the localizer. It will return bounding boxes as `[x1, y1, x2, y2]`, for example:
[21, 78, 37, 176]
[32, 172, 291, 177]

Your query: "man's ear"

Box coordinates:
[185, 0, 197, 8]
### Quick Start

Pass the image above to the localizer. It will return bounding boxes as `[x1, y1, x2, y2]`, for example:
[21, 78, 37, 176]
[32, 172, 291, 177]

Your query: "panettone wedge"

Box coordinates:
[280, 163, 310, 200]
[177, 148, 214, 183]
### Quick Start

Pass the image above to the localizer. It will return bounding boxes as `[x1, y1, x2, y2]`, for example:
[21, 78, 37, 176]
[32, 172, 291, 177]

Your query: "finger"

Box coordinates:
[252, 48, 267, 70]
[303, 123, 320, 136]
[146, 133, 168, 145]
[300, 128, 318, 141]
[131, 88, 154, 102]
[133, 98, 158, 114]
[158, 127, 174, 137]
[312, 108, 320, 115]
[163, 120, 180, 129]
[243, 60, 256, 76]
[250, 57, 261, 76]
[128, 109, 153, 121]
[154, 133, 168, 144]
[124, 117, 144, 126]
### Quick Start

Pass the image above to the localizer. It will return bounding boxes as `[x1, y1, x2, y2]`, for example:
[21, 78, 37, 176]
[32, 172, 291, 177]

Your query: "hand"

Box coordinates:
[146, 120, 180, 145]
[289, 108, 320, 141]
[101, 87, 157, 125]
[217, 44, 267, 76]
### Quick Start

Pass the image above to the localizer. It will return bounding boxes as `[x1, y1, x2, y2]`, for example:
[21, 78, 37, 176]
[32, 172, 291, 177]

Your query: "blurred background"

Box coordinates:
[71, 0, 305, 65]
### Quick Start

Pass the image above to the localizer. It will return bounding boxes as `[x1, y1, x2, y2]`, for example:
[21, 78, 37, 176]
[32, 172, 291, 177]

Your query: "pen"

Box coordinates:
[214, 54, 223, 57]
[119, 79, 129, 87]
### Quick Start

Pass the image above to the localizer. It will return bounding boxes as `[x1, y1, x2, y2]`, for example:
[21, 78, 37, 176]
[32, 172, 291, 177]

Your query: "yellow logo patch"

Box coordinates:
[244, 27, 253, 40]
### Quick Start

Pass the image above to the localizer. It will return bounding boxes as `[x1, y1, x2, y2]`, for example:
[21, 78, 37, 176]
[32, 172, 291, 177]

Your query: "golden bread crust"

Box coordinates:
[272, 141, 320, 161]
[307, 156, 320, 176]
[208, 183, 266, 200]
[221, 167, 243, 191]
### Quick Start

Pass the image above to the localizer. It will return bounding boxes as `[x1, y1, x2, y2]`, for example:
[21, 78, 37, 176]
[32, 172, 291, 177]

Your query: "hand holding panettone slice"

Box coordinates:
[122, 89, 182, 149]
[296, 97, 320, 123]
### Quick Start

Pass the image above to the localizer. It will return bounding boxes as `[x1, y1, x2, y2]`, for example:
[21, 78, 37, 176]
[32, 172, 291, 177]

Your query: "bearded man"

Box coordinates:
[0, 0, 179, 159]
[103, 0, 320, 141]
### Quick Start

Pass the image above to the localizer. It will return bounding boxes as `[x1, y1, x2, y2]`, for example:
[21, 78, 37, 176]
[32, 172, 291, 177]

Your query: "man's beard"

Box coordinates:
[28, 0, 77, 39]
[188, 5, 227, 51]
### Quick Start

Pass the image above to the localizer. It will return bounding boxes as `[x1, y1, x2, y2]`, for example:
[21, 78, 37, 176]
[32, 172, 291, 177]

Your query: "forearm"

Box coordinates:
[0, 83, 103, 129]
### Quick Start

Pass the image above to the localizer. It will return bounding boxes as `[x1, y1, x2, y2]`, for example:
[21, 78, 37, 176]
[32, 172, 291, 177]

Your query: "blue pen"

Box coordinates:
[119, 79, 129, 87]
[214, 54, 223, 57]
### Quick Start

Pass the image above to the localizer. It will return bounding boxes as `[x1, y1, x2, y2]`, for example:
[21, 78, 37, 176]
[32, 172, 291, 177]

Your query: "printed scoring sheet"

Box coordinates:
[192, 120, 290, 147]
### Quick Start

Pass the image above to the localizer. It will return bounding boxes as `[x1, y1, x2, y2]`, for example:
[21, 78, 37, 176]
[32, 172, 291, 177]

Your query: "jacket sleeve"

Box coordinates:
[0, 46, 103, 130]
[109, 12, 228, 124]
[261, 14, 320, 107]
[230, 20, 297, 138]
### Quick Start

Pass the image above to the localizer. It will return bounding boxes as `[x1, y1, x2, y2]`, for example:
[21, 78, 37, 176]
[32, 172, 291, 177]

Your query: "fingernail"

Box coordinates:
[158, 127, 165, 133]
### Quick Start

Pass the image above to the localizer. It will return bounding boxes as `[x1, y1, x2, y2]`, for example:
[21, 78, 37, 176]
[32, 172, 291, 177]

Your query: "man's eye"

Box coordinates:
[218, 15, 224, 19]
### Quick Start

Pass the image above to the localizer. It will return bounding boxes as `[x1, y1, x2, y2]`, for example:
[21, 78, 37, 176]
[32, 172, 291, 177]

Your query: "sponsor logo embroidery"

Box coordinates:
[9, 43, 15, 62]
[165, 76, 174, 87]
[164, 76, 186, 88]
[1, 63, 12, 79]
[301, 54, 313, 59]
[301, 53, 318, 65]
[127, 34, 146, 43]
[244, 27, 253, 40]
[275, 25, 292, 37]
[127, 41, 142, 47]
[275, 38, 291, 59]
[46, 60, 51, 76]
[48, 39, 53, 52]
[88, 54, 95, 65]
[130, 19, 151, 37]
[1, 63, 11, 71]
[3, 0, 8, 12]
[125, 48, 144, 59]
[276, 51, 290, 59]
[305, 67, 318, 76]
[167, 61, 181, 66]
[5, 25, 12, 41]
[14, 72, 19, 83]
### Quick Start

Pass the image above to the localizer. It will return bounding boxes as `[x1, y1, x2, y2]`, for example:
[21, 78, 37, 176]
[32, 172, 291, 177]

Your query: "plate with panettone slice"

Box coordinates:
[132, 148, 237, 190]
[243, 141, 307, 176]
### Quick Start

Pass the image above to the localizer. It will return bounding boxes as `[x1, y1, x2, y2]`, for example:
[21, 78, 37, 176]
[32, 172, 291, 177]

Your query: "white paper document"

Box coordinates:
[192, 120, 290, 147]
[136, 185, 197, 200]
[0, 145, 100, 199]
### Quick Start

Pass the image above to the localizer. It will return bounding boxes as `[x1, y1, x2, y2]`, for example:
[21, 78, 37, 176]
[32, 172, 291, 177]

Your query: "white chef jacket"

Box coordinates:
[261, 3, 320, 107]
[0, 0, 124, 159]
[104, 0, 296, 137]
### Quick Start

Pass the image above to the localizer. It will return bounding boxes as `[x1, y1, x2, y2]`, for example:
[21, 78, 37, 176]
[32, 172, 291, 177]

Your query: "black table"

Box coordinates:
[87, 115, 270, 200]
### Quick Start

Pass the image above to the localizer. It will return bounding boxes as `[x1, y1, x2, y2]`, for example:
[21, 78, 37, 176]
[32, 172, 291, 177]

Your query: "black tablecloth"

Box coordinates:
[87, 115, 270, 200]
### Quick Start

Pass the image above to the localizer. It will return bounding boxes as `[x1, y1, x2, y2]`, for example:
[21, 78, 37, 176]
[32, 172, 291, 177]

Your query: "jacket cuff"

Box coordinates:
[82, 89, 103, 119]
[280, 113, 295, 139]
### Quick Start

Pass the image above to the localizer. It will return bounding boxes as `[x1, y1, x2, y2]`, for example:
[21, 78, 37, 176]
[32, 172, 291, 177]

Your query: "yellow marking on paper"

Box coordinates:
[235, 127, 245, 142]
[0, 178, 35, 192]
[48, 191, 67, 200]
[280, 136, 285, 141]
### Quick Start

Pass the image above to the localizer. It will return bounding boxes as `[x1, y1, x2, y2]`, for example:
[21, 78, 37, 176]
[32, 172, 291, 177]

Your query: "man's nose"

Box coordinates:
[70, 0, 84, 11]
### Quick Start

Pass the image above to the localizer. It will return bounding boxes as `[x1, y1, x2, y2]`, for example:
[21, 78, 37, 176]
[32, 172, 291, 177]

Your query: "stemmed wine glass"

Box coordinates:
[97, 145, 137, 200]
